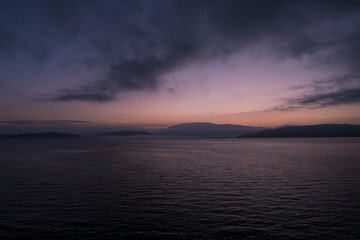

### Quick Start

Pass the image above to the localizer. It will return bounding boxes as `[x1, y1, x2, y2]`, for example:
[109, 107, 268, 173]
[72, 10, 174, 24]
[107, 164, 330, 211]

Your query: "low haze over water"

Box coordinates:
[1, 138, 359, 240]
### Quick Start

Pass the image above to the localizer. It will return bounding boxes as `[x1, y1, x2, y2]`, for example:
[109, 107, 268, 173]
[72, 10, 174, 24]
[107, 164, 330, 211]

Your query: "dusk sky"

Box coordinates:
[1, 0, 360, 131]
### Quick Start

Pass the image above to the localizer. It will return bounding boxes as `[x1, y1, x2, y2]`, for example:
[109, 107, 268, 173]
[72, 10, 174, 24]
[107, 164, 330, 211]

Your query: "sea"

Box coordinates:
[0, 138, 359, 240]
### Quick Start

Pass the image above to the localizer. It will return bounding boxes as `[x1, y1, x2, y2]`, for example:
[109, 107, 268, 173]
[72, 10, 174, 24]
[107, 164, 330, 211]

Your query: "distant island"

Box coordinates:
[0, 131, 84, 139]
[99, 130, 153, 137]
[160, 122, 265, 137]
[2, 123, 360, 139]
[238, 124, 360, 138]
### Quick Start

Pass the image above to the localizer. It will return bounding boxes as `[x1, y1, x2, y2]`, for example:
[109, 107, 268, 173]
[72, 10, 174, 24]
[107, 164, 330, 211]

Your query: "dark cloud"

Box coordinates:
[275, 74, 360, 111]
[40, 120, 91, 125]
[1, 121, 35, 125]
[1, 0, 360, 102]
[0, 30, 22, 57]
[49, 89, 114, 103]
[0, 30, 49, 61]
[275, 88, 360, 111]
[1, 120, 91, 125]
[299, 88, 360, 106]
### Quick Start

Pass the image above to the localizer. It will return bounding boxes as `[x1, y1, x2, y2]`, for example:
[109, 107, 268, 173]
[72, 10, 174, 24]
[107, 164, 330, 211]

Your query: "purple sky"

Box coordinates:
[1, 0, 360, 132]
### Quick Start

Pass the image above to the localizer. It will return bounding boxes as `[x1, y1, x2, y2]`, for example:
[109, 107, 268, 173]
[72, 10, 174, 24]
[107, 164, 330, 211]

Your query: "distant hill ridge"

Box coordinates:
[2, 123, 359, 139]
[0, 131, 84, 139]
[99, 130, 153, 136]
[238, 124, 360, 138]
[160, 122, 265, 137]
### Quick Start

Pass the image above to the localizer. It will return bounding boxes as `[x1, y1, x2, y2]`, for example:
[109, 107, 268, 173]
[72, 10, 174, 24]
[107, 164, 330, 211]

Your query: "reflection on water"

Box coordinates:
[1, 138, 360, 239]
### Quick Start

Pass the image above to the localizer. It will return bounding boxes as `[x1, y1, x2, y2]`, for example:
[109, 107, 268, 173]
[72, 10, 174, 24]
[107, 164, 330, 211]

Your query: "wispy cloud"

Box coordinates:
[0, 120, 91, 125]
[275, 74, 360, 111]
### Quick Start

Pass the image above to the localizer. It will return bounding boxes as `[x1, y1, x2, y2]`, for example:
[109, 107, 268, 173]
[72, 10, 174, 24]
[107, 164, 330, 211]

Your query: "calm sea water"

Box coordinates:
[0, 138, 359, 240]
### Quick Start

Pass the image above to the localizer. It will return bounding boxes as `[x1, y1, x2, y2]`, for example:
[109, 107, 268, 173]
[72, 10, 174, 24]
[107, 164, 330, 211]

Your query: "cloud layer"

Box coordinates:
[1, 0, 360, 105]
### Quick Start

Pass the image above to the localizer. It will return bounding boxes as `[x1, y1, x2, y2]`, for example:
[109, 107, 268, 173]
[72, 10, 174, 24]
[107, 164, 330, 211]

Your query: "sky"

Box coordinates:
[1, 0, 360, 132]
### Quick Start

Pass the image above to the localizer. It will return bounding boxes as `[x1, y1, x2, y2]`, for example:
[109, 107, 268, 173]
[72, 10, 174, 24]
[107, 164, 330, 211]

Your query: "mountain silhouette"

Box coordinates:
[160, 122, 265, 137]
[238, 124, 360, 138]
[99, 130, 153, 137]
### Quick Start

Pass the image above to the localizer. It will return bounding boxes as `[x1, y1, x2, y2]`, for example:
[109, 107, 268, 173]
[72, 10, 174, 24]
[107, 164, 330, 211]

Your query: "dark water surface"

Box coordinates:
[1, 138, 359, 240]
